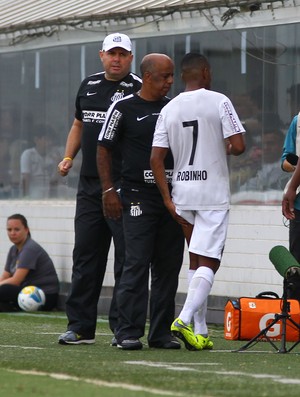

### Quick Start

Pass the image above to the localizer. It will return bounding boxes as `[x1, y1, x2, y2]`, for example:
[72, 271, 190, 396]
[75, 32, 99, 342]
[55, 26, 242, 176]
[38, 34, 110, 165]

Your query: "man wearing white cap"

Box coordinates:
[102, 32, 132, 52]
[57, 33, 142, 345]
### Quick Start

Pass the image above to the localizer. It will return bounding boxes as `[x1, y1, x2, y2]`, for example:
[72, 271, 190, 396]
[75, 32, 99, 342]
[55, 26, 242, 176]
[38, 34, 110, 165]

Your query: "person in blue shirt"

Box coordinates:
[281, 114, 300, 300]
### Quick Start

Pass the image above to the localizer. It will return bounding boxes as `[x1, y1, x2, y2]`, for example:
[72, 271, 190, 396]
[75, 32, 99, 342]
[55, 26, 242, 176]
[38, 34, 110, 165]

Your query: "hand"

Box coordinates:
[58, 158, 73, 176]
[102, 189, 123, 220]
[226, 142, 232, 155]
[282, 189, 296, 220]
[164, 200, 190, 227]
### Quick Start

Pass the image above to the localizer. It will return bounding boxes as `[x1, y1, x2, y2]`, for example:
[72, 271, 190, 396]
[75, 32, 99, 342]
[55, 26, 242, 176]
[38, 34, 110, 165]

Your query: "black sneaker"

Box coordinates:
[58, 330, 95, 345]
[117, 338, 143, 350]
[111, 336, 117, 347]
[149, 337, 181, 349]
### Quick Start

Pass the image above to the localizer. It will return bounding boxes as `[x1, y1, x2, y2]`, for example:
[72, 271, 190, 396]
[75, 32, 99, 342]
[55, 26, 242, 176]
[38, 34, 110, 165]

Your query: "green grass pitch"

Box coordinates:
[1, 312, 300, 397]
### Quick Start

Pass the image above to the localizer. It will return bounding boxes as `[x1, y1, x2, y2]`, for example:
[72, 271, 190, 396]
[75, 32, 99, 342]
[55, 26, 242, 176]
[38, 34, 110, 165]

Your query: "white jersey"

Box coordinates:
[153, 88, 245, 210]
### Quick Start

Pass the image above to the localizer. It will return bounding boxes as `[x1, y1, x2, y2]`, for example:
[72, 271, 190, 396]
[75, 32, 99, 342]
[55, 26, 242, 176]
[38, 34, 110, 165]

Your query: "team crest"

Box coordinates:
[113, 35, 122, 43]
[111, 90, 125, 102]
[130, 202, 142, 217]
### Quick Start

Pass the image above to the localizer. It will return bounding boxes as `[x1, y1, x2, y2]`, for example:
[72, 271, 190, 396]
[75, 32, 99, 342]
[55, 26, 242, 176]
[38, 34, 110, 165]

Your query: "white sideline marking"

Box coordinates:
[36, 331, 113, 337]
[277, 379, 300, 384]
[6, 312, 108, 323]
[211, 349, 274, 353]
[37, 332, 112, 336]
[9, 369, 185, 396]
[125, 361, 221, 367]
[0, 345, 44, 350]
[125, 361, 300, 385]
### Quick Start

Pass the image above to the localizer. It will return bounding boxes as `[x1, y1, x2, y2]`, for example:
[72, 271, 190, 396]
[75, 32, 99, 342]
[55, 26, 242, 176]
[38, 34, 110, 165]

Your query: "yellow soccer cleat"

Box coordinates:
[171, 318, 203, 351]
[196, 334, 214, 350]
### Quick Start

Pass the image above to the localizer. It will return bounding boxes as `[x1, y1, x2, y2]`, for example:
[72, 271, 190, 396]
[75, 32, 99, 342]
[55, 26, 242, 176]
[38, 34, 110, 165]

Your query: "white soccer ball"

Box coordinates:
[17, 286, 46, 312]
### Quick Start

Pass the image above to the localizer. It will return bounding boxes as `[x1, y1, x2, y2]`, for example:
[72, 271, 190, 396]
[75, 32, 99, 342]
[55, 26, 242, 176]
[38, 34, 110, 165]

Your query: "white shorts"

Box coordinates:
[176, 209, 229, 260]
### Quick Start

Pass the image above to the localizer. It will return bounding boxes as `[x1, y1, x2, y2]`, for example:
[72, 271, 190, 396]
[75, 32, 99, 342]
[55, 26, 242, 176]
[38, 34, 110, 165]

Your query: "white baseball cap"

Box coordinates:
[102, 33, 132, 52]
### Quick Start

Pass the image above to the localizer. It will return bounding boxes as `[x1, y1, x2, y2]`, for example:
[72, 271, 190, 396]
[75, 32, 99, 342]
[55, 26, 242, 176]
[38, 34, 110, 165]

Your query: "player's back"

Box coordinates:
[162, 88, 226, 171]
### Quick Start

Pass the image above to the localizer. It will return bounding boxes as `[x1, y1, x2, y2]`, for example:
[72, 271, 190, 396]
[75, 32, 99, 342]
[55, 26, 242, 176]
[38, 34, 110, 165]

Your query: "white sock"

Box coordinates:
[187, 269, 200, 330]
[194, 298, 208, 336]
[179, 267, 214, 327]
[187, 269, 195, 285]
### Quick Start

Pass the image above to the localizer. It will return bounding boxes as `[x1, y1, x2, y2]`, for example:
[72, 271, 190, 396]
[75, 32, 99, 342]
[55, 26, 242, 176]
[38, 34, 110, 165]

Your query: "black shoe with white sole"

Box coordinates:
[149, 337, 181, 349]
[117, 338, 143, 350]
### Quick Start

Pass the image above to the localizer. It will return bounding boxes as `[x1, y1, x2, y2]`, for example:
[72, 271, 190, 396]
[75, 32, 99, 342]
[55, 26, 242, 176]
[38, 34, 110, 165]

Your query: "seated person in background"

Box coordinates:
[0, 214, 59, 311]
[281, 113, 300, 301]
[20, 125, 56, 199]
[230, 113, 282, 193]
[232, 126, 290, 204]
[229, 123, 261, 192]
[240, 131, 288, 191]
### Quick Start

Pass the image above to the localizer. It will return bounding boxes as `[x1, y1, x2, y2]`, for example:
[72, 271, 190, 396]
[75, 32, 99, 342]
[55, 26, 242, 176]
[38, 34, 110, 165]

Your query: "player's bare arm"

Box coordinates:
[151, 146, 189, 227]
[58, 118, 83, 176]
[282, 158, 296, 172]
[97, 145, 122, 220]
[150, 147, 169, 194]
[227, 133, 246, 156]
[282, 159, 300, 219]
[282, 187, 296, 220]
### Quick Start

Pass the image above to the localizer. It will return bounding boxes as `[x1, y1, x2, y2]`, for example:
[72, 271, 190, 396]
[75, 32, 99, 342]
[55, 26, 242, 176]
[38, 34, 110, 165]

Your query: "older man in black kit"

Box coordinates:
[97, 53, 184, 350]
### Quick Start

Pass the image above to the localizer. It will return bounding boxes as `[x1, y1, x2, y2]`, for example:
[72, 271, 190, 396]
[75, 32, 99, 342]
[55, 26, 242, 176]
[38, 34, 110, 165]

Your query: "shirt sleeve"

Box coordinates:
[17, 245, 39, 271]
[4, 247, 14, 273]
[281, 116, 297, 164]
[74, 78, 87, 121]
[98, 101, 123, 148]
[220, 97, 246, 139]
[152, 111, 170, 148]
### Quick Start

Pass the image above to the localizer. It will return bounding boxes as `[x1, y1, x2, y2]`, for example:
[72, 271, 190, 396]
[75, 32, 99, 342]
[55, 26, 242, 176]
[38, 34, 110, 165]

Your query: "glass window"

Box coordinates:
[0, 23, 298, 203]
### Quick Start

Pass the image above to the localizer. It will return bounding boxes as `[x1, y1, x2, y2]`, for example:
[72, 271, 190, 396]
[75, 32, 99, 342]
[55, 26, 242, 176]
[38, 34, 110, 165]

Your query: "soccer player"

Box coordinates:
[97, 53, 184, 350]
[150, 53, 245, 350]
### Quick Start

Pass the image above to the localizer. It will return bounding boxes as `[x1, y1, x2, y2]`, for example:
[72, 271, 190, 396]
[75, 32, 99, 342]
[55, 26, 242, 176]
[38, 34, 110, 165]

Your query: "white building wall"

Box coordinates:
[0, 201, 288, 299]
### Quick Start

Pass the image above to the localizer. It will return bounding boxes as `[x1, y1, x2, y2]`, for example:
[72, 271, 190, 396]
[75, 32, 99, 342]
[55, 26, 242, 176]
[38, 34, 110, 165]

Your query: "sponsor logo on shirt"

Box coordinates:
[155, 113, 163, 128]
[137, 113, 161, 122]
[137, 115, 149, 122]
[104, 109, 122, 140]
[82, 110, 106, 123]
[223, 101, 242, 133]
[120, 81, 134, 88]
[144, 169, 173, 184]
[87, 80, 102, 85]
